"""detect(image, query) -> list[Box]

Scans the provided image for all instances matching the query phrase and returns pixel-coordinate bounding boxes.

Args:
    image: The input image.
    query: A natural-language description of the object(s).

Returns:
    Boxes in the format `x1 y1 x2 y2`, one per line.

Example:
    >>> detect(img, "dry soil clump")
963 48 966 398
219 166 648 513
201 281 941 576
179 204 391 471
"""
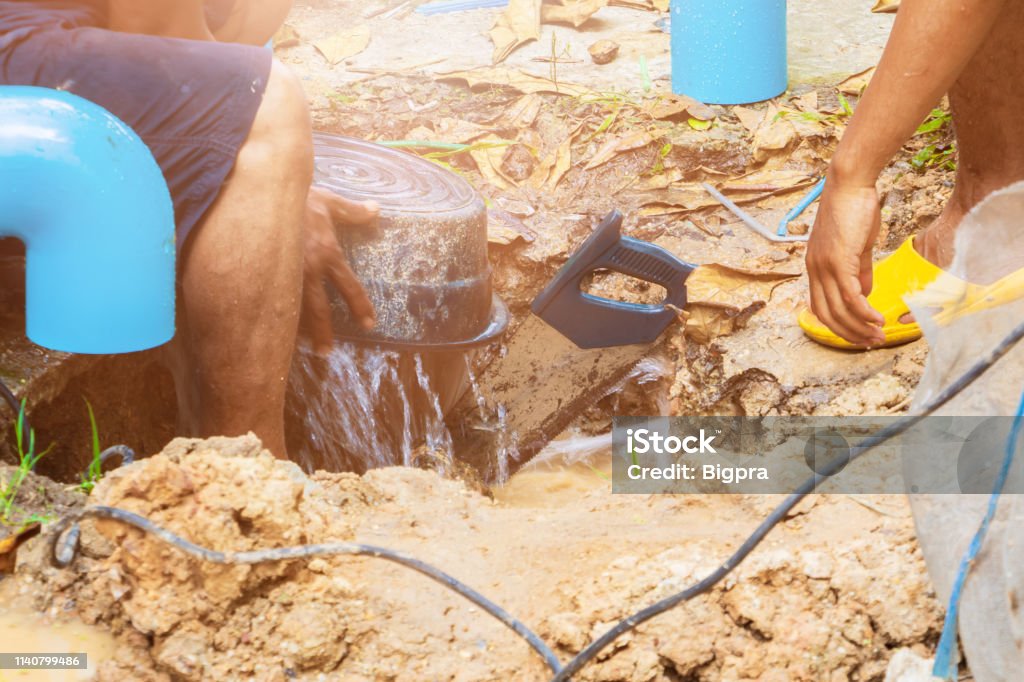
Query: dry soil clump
5 436 942 681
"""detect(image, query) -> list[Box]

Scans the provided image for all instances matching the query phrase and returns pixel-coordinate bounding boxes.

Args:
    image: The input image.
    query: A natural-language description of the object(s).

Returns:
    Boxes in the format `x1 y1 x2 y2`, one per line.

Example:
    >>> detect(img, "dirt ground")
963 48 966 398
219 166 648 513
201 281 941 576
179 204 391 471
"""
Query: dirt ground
3 436 942 681
272 0 941 424
0 1 961 680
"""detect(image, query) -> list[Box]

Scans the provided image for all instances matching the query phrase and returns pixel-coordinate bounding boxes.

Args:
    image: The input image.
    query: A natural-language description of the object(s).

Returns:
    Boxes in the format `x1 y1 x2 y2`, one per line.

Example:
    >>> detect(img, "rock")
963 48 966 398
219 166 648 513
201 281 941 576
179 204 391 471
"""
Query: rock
817 373 908 415
546 612 588 651
884 648 939 682
588 40 620 65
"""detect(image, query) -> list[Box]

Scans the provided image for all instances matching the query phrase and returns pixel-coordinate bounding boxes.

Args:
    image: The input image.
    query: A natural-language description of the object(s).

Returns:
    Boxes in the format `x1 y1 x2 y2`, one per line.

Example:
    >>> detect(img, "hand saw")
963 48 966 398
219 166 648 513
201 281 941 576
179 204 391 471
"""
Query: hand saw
449 210 696 481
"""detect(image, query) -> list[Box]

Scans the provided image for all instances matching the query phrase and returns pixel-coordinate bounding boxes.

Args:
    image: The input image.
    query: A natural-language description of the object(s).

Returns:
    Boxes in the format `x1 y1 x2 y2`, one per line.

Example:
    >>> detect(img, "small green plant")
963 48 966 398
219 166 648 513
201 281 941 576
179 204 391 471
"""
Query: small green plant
326 91 358 107
910 107 956 172
911 143 956 172
836 91 855 117
916 107 952 136
78 400 103 494
646 142 673 176
1 400 53 530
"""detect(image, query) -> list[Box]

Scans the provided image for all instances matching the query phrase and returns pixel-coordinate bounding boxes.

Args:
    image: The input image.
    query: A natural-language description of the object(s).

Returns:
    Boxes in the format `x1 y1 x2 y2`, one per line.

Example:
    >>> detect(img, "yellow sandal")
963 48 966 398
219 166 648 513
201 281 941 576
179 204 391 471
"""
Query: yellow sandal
798 237 977 349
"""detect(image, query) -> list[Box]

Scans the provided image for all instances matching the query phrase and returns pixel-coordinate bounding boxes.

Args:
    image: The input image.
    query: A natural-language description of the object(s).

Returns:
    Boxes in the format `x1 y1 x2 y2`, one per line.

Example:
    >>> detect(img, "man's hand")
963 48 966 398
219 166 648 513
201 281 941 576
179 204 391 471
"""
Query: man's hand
303 186 379 355
805 176 886 346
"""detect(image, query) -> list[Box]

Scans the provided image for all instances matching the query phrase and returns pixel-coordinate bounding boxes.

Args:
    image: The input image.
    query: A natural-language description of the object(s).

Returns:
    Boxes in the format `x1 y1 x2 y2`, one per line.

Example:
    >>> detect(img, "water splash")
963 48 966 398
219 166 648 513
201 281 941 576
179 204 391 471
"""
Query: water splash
413 352 454 473
463 357 520 485
286 343 458 473
464 354 488 421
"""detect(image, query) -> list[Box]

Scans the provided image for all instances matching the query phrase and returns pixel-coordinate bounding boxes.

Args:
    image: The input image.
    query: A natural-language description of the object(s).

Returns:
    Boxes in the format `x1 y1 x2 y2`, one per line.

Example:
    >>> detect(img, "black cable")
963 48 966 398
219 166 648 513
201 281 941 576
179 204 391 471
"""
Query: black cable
97 445 135 469
50 505 563 674
0 376 21 426
550 316 1024 682
43 317 1024 681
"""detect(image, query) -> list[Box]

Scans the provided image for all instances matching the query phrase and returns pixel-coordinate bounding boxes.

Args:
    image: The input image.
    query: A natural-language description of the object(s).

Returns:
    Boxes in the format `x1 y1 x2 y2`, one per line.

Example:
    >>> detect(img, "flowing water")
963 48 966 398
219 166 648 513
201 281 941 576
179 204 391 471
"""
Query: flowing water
287 340 671 485
286 342 464 473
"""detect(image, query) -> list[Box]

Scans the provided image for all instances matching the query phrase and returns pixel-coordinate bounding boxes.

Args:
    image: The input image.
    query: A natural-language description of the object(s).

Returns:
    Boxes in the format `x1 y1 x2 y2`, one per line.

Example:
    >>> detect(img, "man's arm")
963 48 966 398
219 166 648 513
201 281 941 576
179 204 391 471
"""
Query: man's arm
210 0 293 46
806 0 1007 346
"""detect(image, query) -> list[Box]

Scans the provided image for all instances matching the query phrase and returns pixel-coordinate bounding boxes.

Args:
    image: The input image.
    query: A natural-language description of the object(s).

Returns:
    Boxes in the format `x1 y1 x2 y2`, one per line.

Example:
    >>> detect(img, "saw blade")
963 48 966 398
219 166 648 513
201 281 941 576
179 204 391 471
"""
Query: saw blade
449 315 669 481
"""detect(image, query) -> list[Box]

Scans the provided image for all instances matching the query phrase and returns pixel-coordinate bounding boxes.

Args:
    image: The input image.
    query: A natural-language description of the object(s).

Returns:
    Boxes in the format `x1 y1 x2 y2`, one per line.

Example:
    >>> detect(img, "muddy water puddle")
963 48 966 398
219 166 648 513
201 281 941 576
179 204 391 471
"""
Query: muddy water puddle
0 606 114 682
494 431 612 507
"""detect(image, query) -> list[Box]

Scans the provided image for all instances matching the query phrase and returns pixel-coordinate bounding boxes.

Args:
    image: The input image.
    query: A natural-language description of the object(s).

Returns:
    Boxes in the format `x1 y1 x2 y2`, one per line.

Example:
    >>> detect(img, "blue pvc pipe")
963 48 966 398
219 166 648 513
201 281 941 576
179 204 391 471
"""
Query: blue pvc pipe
0 86 175 354
670 0 787 105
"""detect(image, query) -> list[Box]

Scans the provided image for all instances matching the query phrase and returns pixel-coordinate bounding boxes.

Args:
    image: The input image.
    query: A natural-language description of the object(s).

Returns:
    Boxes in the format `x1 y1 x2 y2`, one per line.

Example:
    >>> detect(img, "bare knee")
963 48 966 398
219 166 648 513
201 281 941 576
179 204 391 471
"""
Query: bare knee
242 59 312 181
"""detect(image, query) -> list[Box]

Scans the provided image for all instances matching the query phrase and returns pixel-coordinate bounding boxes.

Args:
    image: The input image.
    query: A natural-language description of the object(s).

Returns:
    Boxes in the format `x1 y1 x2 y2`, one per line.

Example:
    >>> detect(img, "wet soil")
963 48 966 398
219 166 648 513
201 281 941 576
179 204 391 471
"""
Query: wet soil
4 437 941 681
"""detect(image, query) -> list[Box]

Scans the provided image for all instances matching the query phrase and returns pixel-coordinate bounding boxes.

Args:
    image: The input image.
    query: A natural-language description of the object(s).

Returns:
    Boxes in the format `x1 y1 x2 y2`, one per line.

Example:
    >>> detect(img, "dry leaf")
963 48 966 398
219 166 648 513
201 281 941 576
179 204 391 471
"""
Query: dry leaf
732 106 762 133
502 93 544 127
542 0 608 27
683 217 722 238
529 123 583 190
687 263 800 308
585 129 656 169
871 0 900 13
313 25 371 65
632 167 684 191
683 262 799 343
785 110 831 140
791 90 818 113
720 169 815 195
645 93 716 121
634 184 781 216
633 184 721 214
439 67 591 96
751 107 798 162
639 205 691 217
433 117 490 144
490 0 543 64
488 207 537 245
685 301 765 344
838 66 875 95
608 0 658 9
470 135 521 191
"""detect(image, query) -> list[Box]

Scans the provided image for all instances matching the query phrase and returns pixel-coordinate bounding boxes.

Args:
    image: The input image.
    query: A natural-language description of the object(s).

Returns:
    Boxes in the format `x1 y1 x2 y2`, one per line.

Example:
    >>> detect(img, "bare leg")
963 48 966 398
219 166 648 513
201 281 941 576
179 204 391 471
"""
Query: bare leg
165 60 310 457
915 0 1024 267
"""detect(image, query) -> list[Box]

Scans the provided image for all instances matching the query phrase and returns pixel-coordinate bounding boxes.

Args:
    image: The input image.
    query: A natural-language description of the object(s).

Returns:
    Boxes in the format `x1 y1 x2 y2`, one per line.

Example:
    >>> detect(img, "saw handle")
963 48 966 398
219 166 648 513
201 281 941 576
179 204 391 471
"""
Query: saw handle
531 210 696 349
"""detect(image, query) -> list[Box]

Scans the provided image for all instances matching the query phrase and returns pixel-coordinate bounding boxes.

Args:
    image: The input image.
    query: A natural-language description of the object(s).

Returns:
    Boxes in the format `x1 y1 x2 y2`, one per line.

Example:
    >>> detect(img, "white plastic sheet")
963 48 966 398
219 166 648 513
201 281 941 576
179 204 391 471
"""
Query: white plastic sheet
907 180 1024 680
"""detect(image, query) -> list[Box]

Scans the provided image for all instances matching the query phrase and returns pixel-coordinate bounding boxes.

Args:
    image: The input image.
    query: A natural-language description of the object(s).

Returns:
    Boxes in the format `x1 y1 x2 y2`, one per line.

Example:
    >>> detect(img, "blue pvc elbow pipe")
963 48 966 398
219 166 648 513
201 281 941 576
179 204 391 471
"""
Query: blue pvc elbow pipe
0 86 175 354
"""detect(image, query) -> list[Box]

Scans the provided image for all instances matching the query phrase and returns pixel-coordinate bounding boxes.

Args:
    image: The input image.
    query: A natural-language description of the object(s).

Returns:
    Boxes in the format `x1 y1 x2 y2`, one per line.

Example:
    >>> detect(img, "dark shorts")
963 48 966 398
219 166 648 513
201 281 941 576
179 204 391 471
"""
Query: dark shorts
0 1 273 248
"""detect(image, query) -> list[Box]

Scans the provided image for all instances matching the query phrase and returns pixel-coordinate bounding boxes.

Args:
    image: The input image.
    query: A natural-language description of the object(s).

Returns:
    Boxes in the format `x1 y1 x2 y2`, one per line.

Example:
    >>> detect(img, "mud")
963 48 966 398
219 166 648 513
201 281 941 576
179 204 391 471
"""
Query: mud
4 436 942 681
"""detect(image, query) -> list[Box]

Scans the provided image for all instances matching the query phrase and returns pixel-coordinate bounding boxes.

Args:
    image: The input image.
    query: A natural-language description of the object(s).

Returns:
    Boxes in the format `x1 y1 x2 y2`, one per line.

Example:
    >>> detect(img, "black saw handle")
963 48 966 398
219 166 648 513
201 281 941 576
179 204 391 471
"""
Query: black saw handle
530 210 696 349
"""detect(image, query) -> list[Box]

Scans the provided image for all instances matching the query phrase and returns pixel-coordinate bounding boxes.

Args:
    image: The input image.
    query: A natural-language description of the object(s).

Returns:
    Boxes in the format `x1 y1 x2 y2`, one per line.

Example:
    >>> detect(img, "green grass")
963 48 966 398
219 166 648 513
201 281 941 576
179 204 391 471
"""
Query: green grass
78 400 103 494
1 400 53 531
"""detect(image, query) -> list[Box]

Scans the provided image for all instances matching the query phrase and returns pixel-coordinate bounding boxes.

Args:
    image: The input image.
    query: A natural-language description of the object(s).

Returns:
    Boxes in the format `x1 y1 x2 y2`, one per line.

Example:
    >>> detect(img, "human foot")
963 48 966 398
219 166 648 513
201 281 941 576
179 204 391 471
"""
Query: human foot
799 237 969 349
